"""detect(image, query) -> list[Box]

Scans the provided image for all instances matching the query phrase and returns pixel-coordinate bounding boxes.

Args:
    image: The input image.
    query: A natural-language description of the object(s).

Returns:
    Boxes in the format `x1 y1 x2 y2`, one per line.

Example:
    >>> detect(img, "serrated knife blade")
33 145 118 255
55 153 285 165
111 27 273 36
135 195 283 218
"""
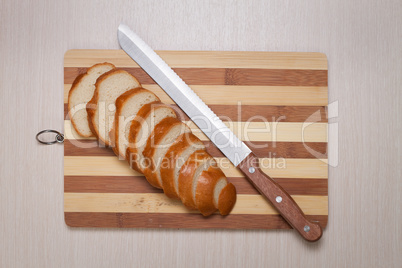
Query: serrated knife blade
117 24 323 241
118 24 251 166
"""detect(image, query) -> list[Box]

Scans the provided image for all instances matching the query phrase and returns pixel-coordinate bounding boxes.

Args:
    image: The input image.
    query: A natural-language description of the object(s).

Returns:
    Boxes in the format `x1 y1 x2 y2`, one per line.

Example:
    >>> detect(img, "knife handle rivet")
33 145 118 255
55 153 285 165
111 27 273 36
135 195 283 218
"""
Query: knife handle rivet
275 196 282 203
248 167 255 173
304 225 310 232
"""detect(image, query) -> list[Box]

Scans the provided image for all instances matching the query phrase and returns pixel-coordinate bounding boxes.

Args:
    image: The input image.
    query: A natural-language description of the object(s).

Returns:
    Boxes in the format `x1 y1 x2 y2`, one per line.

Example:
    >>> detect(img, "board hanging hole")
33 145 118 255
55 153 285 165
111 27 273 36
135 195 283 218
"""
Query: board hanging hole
36 129 64 145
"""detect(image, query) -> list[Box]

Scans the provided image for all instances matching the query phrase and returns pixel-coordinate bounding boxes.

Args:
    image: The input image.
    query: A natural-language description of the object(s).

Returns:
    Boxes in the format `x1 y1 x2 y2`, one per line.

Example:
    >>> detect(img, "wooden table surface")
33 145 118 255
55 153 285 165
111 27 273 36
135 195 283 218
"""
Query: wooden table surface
1 1 400 267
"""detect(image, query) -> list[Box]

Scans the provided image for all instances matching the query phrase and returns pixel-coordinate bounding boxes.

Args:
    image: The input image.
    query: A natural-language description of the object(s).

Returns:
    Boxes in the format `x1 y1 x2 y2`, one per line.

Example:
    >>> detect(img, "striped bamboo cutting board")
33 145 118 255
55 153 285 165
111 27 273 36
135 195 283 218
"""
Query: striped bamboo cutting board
64 49 328 229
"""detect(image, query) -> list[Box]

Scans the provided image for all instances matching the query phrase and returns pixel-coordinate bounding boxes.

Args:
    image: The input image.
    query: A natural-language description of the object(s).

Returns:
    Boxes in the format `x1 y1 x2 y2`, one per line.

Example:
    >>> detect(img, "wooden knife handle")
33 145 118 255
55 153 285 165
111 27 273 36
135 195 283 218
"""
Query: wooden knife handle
238 153 322 242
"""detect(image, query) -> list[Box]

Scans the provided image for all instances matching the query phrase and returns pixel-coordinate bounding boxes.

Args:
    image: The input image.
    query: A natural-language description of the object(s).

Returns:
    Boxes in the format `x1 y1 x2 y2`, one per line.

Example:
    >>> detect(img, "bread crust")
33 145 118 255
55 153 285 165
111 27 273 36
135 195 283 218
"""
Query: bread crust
195 166 227 216
109 87 160 158
125 102 175 172
160 133 204 199
68 73 86 136
68 62 115 137
217 183 237 215
86 69 117 141
178 150 214 209
86 69 140 146
142 117 185 188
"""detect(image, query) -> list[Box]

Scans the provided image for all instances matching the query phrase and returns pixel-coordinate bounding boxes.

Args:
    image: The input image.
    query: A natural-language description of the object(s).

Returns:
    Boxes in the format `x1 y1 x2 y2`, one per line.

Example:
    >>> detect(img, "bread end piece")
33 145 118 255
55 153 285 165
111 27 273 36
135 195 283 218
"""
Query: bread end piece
217 183 237 215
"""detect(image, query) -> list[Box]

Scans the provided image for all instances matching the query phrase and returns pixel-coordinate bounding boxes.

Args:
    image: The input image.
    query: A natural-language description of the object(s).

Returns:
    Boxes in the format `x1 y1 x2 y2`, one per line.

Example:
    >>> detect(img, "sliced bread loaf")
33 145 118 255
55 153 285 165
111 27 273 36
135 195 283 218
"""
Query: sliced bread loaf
160 133 205 199
86 69 141 146
68 62 115 137
69 62 237 217
142 117 191 189
178 150 217 209
126 103 177 173
110 87 160 159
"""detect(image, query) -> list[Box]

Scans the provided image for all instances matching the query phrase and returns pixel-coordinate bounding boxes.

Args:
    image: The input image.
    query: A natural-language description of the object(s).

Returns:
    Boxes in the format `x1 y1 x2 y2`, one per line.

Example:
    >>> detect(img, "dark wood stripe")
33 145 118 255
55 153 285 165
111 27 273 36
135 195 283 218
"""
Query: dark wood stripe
65 212 327 229
65 176 164 194
224 68 328 86
64 103 328 123
64 176 327 196
64 67 328 86
64 139 327 159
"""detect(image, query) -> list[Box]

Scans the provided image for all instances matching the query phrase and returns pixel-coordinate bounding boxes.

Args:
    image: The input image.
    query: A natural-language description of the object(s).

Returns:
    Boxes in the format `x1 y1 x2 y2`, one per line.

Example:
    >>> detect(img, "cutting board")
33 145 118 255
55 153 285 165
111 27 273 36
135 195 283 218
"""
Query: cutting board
64 49 328 229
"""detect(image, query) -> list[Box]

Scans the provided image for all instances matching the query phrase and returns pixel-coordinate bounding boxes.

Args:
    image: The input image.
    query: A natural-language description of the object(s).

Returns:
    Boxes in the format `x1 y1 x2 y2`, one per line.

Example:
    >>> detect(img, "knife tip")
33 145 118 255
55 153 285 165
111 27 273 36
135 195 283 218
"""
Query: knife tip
118 23 128 32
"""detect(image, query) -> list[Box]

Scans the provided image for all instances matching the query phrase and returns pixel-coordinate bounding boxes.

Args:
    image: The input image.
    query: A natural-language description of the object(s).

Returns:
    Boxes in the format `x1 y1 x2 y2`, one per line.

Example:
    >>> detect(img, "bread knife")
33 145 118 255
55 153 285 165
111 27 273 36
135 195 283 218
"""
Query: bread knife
117 24 322 242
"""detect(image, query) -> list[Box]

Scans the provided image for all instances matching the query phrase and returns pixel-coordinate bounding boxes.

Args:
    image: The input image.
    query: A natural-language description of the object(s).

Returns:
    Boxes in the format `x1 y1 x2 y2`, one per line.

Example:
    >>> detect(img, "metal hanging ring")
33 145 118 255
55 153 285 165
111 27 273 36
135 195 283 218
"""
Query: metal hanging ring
36 129 64 145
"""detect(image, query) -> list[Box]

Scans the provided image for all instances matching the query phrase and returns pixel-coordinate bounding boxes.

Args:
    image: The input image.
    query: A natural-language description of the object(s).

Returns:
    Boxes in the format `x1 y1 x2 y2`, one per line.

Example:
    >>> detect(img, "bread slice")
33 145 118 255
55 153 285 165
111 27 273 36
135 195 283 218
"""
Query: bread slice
68 63 115 137
142 117 191 189
178 150 217 209
86 69 141 146
160 133 205 199
196 166 236 216
217 182 237 215
126 103 177 173
110 87 160 159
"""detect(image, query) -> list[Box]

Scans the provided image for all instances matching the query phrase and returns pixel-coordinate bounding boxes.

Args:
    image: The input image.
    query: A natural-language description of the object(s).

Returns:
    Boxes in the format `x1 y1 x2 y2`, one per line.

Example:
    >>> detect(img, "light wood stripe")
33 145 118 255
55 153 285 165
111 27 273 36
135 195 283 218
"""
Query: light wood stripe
63 139 328 159
185 121 328 142
64 192 328 215
64 156 328 179
215 157 328 178
64 120 327 143
64 84 327 106
64 50 328 70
